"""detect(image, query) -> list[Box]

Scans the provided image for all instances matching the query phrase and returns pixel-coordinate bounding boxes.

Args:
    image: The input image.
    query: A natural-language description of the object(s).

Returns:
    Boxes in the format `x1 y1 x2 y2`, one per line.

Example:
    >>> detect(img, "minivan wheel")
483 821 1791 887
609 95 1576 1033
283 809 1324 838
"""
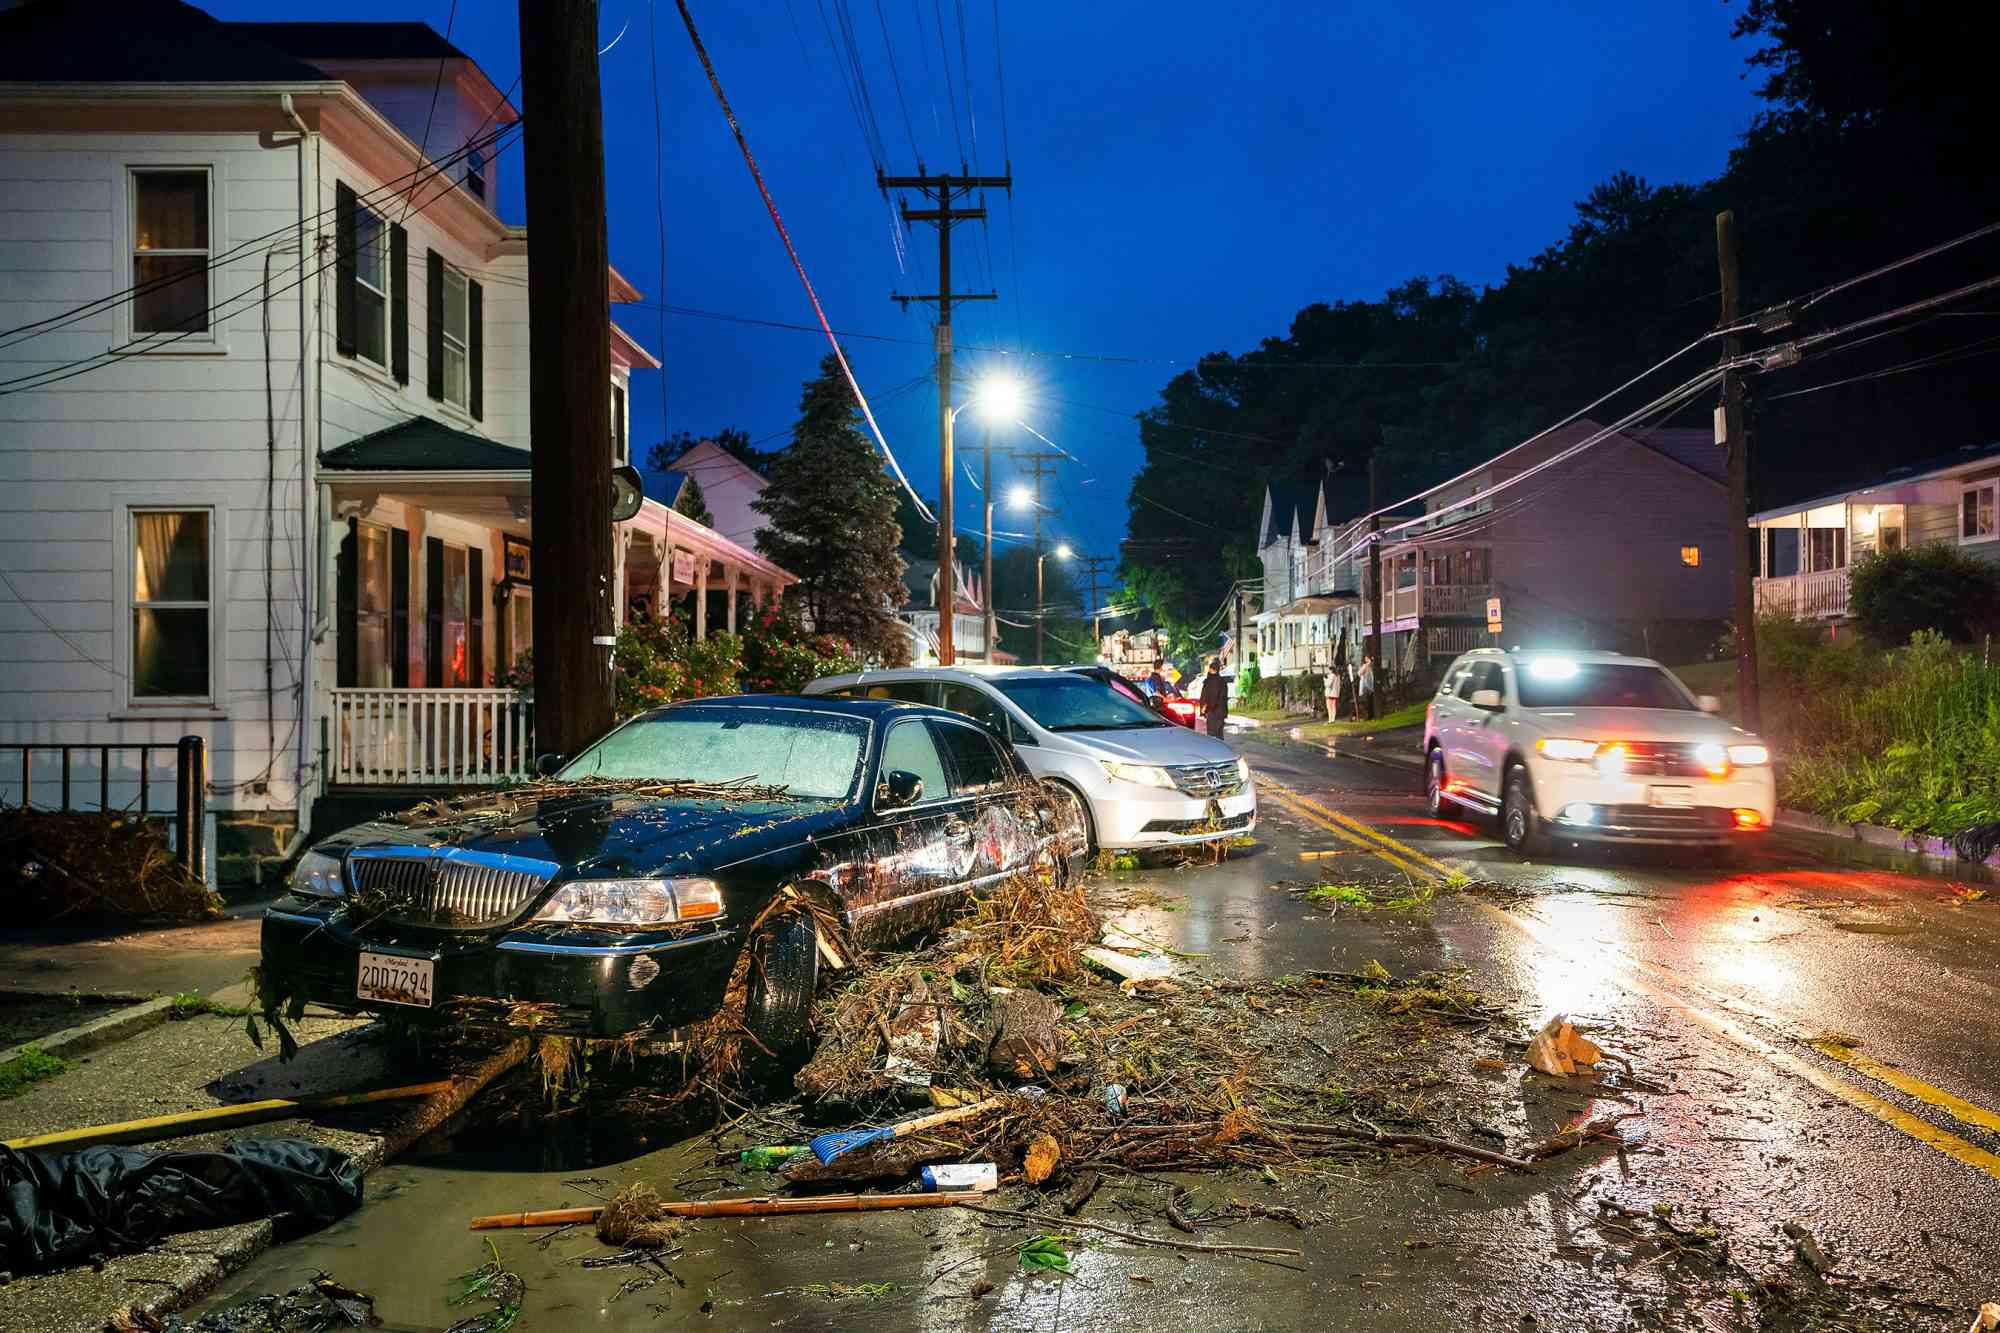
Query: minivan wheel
1502 765 1550 857
1046 780 1095 856
1425 749 1447 818
744 911 818 1064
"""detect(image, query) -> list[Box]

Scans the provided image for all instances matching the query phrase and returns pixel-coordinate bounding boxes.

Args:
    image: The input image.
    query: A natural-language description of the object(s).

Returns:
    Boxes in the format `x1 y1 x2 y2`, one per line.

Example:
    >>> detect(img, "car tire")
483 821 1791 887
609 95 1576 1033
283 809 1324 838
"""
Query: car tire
1425 748 1447 818
1046 780 1095 856
1502 764 1550 858
744 911 818 1064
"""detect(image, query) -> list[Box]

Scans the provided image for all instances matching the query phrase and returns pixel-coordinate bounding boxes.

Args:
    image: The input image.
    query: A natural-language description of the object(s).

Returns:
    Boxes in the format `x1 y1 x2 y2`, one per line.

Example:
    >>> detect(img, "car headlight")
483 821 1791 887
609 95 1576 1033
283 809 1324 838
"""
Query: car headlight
531 877 724 928
290 848 344 898
1693 742 1730 776
1235 757 1251 783
1101 760 1175 789
1535 738 1597 762
1728 743 1770 766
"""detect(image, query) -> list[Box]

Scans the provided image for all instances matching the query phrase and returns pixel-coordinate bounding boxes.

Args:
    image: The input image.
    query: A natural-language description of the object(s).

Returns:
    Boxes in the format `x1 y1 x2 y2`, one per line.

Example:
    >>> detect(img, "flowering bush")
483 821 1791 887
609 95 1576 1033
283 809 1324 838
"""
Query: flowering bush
613 614 742 720
737 599 863 694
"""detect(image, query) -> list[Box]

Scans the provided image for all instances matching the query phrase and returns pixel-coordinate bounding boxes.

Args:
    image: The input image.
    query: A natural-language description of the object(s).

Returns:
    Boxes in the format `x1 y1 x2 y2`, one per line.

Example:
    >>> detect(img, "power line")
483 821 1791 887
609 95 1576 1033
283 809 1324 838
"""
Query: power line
649 0 670 450
927 0 966 162
1797 217 2000 314
401 0 460 223
873 0 921 161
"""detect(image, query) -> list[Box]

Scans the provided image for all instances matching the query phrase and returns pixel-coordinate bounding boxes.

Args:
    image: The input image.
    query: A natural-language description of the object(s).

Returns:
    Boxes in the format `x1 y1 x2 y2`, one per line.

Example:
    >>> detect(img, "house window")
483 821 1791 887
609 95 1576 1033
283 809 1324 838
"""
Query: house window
131 169 210 335
1963 483 1997 543
440 264 469 408
131 509 210 698
353 201 389 366
464 147 486 201
1807 527 1846 572
1680 545 1701 567
443 544 470 686
506 586 533 668
356 523 394 686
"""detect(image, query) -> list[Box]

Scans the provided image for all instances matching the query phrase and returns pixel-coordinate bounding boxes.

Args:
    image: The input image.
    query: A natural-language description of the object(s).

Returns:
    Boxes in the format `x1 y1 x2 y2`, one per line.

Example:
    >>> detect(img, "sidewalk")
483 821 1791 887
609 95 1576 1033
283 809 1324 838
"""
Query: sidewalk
0 898 270 1001
1236 717 1424 772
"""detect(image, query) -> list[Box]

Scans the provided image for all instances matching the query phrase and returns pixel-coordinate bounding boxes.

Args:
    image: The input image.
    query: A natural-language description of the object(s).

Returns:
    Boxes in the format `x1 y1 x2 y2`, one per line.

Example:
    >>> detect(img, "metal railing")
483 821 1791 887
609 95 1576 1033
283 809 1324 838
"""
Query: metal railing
327 687 536 786
0 735 206 872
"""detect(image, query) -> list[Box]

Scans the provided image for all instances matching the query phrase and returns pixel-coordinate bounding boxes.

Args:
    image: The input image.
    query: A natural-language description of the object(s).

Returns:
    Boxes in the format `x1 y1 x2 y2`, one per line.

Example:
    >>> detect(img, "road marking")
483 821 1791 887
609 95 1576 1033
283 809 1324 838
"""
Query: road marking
1256 772 2000 1184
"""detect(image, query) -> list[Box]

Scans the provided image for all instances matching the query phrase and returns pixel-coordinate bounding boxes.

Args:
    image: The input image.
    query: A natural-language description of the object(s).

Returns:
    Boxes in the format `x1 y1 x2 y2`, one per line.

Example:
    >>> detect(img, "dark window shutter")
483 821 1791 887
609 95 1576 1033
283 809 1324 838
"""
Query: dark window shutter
468 280 484 421
468 546 485 686
336 519 358 687
390 223 409 385
425 250 445 401
390 527 411 688
334 183 357 357
425 536 444 688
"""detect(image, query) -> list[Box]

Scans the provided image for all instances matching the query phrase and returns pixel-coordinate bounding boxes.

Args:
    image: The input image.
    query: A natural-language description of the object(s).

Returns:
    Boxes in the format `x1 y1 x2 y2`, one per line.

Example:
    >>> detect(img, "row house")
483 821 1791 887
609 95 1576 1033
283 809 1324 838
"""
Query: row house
0 2 793 885
1249 473 1370 681
899 556 999 665
1750 439 2000 622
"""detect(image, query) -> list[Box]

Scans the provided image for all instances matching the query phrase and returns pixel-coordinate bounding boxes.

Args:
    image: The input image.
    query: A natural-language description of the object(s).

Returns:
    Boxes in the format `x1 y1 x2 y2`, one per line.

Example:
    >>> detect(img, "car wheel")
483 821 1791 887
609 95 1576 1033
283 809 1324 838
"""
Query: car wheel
1502 765 1550 858
1425 748 1447 818
1045 780 1095 856
744 911 818 1064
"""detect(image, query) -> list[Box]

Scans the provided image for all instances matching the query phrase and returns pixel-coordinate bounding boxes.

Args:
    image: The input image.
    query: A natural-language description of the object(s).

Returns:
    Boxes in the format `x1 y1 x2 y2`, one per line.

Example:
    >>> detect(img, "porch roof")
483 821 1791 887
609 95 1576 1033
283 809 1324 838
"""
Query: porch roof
625 497 796 587
321 417 527 473
1749 438 2000 523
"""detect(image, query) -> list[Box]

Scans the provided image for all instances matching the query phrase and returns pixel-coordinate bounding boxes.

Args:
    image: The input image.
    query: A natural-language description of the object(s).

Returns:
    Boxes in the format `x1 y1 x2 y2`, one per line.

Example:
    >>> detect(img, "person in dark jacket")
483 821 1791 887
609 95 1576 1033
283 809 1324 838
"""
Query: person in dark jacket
1198 659 1229 737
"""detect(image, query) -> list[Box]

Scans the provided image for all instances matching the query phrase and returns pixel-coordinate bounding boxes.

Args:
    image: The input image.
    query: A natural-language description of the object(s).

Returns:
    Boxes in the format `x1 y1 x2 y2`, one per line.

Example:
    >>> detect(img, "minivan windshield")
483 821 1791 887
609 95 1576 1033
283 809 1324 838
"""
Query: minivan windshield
1515 660 1695 711
557 706 869 799
993 674 1168 732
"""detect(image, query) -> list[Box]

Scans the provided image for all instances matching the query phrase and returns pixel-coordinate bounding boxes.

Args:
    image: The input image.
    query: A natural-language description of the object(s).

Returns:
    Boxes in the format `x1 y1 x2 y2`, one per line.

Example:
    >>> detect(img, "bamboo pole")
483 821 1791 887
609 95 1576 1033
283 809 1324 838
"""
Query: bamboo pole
4 1080 454 1152
470 1189 989 1230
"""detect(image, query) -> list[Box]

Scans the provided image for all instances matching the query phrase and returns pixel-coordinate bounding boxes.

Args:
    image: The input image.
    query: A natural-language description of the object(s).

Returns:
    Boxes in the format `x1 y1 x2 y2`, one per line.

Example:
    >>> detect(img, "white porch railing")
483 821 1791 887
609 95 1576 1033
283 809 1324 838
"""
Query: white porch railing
331 688 536 786
1754 569 1850 619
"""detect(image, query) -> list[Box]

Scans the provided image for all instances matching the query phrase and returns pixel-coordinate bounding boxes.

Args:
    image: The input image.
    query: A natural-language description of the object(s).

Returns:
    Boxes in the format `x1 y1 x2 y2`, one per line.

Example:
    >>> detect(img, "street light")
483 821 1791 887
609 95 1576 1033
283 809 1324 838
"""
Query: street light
938 375 1027 667
1008 483 1036 511
946 376 1026 667
1036 544 1072 665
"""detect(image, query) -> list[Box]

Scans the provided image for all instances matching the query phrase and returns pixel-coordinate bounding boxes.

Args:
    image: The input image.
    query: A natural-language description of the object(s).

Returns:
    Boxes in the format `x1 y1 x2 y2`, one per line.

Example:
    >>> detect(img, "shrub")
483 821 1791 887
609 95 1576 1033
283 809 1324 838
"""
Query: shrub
737 600 863 694
1848 544 2000 646
613 614 741 720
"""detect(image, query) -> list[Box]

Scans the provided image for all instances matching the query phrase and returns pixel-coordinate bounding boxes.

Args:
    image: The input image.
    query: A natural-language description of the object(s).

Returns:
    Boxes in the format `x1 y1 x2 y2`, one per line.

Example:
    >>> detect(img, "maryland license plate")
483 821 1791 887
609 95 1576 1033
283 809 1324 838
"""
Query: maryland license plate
1649 786 1695 809
357 951 435 1008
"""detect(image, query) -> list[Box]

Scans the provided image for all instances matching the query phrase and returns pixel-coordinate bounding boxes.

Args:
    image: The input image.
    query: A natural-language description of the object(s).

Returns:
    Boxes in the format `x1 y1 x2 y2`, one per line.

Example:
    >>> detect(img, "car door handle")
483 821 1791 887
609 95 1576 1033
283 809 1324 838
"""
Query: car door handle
942 818 973 840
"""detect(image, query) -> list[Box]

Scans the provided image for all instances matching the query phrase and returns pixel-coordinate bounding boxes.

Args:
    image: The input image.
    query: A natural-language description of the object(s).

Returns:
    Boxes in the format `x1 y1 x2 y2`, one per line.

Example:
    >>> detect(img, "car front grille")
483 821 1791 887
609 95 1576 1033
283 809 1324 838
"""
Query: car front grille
1576 805 1731 837
347 848 557 930
1166 761 1244 798
1608 742 1710 778
1141 811 1254 836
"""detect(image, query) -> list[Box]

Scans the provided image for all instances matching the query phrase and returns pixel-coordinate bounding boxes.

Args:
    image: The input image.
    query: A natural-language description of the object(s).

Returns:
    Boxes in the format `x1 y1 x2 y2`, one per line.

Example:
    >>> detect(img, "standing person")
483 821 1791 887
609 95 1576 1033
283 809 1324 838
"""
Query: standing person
1357 654 1377 720
1323 663 1343 722
1199 659 1229 738
1144 661 1171 698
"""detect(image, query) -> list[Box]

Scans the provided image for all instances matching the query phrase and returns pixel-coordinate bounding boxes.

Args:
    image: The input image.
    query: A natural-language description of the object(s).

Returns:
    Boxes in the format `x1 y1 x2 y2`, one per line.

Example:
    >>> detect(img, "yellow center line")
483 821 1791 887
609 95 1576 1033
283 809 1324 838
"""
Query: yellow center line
1256 771 2000 1182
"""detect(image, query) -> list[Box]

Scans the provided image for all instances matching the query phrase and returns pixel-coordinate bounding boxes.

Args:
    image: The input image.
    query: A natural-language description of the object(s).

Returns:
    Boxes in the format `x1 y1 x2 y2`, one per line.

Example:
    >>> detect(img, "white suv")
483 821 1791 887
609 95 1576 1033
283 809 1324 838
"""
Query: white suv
1423 649 1775 856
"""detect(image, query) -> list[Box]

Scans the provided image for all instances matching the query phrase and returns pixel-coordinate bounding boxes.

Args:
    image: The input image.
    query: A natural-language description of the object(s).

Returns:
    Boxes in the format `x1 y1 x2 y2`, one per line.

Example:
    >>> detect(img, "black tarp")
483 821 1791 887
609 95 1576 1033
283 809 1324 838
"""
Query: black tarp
0 1137 363 1273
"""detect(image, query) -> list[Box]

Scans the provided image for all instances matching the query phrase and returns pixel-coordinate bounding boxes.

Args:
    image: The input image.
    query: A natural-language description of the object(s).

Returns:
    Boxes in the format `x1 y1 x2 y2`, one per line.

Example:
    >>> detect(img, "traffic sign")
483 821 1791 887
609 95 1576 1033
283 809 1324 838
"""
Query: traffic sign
1486 597 1502 632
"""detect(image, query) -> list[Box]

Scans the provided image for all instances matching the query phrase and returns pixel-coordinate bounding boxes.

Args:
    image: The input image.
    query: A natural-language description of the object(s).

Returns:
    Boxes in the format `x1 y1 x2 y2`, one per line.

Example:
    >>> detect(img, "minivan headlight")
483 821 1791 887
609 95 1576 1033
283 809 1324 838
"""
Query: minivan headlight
290 849 344 898
1101 760 1175 789
1235 757 1251 783
532 878 724 928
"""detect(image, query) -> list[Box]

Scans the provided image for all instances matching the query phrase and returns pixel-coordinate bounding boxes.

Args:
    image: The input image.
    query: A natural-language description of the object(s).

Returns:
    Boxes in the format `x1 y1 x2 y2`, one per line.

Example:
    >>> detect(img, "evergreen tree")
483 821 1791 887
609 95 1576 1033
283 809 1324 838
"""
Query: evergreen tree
753 355 911 664
673 473 715 527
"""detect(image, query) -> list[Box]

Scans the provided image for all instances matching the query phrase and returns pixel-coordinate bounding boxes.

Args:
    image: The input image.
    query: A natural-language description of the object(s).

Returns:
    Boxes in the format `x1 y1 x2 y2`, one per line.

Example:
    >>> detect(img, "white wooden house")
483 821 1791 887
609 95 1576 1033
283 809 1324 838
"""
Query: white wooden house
0 2 792 886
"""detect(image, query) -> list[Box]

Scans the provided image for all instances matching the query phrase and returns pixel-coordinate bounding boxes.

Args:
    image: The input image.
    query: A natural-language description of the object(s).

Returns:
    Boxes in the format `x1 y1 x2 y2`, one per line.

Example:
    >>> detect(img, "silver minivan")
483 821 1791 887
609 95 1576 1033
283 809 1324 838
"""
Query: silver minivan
804 666 1255 852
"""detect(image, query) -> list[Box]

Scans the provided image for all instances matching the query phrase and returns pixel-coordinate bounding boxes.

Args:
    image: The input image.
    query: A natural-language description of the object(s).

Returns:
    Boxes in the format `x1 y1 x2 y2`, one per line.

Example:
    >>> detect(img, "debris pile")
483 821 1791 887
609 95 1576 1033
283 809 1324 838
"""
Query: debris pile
2 809 220 925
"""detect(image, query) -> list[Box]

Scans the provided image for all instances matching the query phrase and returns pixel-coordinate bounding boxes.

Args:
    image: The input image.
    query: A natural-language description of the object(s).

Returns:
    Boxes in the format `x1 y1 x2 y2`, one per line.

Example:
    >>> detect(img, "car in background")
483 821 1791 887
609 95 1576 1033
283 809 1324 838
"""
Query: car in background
261 696 1082 1050
804 666 1254 853
1068 665 1199 729
1422 649 1775 857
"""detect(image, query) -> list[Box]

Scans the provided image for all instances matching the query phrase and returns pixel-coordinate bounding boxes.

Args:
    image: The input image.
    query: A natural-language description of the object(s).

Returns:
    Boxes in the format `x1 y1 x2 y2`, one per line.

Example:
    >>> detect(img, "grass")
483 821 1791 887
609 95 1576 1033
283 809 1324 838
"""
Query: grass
1281 699 1429 741
1303 880 1440 911
0 1043 70 1100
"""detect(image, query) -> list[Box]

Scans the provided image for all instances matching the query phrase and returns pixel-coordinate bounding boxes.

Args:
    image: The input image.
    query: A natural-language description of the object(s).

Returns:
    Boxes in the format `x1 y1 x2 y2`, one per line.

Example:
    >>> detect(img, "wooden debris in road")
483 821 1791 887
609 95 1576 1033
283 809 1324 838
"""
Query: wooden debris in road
1521 1111 1636 1161
1526 1014 1603 1077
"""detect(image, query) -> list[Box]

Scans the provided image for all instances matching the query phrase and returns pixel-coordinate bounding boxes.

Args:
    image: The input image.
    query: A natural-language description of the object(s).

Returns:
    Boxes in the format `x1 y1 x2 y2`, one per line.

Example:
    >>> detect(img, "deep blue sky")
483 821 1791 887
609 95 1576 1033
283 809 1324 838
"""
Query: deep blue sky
214 0 1767 563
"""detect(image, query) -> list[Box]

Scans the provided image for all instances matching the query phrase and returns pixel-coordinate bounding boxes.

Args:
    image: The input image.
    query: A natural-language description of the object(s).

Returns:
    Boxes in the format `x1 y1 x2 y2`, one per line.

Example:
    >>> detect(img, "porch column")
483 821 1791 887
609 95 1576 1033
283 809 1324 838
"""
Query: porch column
727 562 739 634
695 555 708 640
613 527 629 629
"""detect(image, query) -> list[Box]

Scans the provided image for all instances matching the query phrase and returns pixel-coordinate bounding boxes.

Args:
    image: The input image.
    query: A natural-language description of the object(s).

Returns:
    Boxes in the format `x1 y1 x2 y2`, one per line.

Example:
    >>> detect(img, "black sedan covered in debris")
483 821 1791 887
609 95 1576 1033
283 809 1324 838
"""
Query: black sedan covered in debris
261 696 1083 1048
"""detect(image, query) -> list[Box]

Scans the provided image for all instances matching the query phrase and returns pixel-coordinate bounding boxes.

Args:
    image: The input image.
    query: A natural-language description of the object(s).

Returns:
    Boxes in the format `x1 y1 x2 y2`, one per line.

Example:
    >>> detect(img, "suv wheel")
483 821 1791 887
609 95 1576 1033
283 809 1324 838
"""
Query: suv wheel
1425 748 1447 818
1502 764 1550 857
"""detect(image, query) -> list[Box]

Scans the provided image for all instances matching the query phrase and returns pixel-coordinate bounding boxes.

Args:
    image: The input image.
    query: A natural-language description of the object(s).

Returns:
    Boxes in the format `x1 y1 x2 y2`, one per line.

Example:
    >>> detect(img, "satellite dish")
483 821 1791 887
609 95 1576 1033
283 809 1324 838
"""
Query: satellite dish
610 464 645 522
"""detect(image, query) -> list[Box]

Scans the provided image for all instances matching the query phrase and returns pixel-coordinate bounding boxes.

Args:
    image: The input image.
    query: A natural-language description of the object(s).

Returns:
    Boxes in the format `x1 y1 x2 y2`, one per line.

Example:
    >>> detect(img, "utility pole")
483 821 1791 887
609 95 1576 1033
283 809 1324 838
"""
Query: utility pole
882 168 1010 665
1717 211 1761 731
519 0 613 755
981 426 995 664
1074 555 1116 652
1366 452 1383 721
1013 450 1060 665
1233 584 1245 681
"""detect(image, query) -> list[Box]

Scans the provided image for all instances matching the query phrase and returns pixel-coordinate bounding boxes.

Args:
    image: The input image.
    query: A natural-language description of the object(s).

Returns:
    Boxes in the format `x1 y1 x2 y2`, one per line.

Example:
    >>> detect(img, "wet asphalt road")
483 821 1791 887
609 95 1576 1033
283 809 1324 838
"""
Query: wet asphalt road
194 733 2000 1330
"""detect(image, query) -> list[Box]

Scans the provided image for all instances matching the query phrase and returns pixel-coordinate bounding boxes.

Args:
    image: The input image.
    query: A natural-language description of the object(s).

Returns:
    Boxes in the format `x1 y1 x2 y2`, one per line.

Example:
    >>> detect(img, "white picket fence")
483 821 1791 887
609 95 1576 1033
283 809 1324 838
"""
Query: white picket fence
330 688 536 786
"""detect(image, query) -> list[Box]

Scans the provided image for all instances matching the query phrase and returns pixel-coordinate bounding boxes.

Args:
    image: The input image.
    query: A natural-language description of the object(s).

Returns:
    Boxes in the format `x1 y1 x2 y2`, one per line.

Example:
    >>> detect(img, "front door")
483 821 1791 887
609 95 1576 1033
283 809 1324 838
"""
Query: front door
848 716 970 944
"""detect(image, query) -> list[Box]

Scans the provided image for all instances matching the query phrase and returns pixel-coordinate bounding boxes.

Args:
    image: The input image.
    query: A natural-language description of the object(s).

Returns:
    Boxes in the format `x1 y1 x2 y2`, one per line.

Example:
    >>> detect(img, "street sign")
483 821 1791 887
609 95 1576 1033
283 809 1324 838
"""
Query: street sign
1486 596 1502 632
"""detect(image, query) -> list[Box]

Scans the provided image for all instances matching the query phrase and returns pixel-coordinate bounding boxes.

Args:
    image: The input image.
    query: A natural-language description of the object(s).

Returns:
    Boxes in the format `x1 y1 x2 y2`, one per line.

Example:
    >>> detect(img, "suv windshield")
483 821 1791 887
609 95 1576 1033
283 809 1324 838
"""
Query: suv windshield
993 674 1168 732
558 706 869 799
1515 661 1694 711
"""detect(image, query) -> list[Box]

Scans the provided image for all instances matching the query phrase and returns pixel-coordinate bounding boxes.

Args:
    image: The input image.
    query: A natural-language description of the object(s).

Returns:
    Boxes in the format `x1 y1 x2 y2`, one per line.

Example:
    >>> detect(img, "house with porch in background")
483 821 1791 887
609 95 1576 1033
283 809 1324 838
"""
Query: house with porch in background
1750 440 2000 623
0 2 793 889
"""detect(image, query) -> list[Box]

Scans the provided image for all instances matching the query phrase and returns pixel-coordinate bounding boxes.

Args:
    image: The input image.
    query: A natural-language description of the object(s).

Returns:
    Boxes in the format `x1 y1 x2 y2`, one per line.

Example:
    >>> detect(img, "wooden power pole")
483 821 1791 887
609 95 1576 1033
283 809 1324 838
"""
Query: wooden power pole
1013 450 1060 665
519 0 614 756
882 169 1010 665
1366 452 1384 721
1717 210 1761 731
1075 554 1116 653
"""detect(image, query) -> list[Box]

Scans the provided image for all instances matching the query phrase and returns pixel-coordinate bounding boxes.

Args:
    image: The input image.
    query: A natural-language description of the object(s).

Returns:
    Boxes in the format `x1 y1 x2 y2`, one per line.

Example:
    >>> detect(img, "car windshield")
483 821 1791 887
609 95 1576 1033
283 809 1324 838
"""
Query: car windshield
557 707 869 800
1515 661 1695 711
994 674 1168 732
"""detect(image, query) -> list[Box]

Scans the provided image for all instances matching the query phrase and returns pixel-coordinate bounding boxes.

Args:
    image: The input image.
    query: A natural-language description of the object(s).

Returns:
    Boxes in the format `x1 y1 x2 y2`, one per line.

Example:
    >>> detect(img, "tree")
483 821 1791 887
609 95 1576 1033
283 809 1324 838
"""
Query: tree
673 474 714 527
646 426 778 478
753 355 910 664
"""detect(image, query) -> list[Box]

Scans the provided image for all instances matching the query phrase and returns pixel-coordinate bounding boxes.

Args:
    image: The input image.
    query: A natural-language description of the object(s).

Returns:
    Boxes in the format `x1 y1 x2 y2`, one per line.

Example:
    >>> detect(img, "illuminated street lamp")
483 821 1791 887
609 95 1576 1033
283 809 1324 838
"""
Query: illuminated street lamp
943 376 1025 665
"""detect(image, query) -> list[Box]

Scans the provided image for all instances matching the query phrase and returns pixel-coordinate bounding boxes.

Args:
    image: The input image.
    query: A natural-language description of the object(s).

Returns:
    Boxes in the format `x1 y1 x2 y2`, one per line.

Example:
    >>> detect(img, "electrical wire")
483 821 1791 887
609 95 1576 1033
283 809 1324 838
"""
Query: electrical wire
928 0 966 163
673 0 935 524
1797 217 2000 313
400 0 459 223
1763 331 2000 402
648 0 669 448
873 0 922 161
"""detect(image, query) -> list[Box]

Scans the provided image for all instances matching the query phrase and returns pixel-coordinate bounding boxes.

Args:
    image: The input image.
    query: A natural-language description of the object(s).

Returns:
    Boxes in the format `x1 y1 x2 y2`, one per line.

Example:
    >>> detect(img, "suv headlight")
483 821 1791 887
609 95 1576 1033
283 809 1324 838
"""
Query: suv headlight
531 877 724 928
290 849 344 898
1535 738 1597 762
1101 760 1174 789
1727 743 1770 766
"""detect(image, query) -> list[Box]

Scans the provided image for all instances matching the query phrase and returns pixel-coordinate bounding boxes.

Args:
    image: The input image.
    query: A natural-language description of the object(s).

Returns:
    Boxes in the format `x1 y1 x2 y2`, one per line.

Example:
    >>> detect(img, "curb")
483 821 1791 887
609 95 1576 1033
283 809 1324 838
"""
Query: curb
0 993 177 1067
1774 808 2000 887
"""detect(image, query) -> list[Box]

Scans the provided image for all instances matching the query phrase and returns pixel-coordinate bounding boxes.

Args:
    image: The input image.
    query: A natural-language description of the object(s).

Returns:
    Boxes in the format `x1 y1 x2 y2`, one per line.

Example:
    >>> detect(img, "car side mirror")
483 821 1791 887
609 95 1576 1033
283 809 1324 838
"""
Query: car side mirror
879 769 924 809
1469 689 1504 710
535 752 566 778
1696 694 1722 714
